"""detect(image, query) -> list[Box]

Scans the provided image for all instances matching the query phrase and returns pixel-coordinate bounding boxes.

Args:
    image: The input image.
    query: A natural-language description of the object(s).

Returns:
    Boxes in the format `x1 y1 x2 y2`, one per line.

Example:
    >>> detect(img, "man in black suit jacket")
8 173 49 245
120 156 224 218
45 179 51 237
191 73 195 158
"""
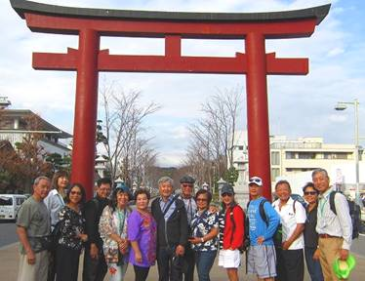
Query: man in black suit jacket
151 176 188 281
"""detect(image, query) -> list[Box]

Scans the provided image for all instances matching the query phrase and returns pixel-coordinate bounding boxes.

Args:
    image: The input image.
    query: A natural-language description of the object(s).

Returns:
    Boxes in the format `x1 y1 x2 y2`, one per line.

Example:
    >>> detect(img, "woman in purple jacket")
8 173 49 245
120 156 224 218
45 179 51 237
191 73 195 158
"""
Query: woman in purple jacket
128 189 157 281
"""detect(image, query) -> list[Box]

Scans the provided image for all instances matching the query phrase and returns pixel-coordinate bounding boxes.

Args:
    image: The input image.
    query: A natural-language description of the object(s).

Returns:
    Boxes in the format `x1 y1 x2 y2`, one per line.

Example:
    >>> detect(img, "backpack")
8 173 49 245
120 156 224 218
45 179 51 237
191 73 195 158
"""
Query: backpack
329 191 361 239
245 199 283 248
246 197 304 248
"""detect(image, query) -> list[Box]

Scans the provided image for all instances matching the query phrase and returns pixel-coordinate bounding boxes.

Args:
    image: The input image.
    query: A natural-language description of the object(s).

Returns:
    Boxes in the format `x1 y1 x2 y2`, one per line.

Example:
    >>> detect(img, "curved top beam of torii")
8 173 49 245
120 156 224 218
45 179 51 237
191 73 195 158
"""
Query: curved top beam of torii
10 0 331 200
11 0 330 23
11 0 330 38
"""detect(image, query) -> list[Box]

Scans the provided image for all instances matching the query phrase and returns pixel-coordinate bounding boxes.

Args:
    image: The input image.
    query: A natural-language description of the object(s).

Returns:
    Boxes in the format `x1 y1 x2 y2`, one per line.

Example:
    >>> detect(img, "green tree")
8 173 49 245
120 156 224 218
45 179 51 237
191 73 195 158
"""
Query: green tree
223 166 239 186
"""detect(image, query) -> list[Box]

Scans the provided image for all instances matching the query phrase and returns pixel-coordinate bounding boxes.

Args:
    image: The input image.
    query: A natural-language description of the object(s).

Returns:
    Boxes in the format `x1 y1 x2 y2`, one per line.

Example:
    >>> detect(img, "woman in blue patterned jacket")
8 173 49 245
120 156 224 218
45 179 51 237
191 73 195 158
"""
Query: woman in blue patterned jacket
189 189 219 281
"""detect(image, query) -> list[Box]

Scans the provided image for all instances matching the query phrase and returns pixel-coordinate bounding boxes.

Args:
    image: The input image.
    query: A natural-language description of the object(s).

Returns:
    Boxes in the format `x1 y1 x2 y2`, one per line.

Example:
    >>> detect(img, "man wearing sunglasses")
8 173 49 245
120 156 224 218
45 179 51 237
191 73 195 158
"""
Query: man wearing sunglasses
178 175 197 281
246 176 280 281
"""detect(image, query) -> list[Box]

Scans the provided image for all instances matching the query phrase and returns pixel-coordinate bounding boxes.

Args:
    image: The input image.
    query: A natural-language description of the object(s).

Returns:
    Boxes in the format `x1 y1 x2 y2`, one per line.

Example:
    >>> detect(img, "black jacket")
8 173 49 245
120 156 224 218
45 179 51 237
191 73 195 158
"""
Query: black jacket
84 195 109 246
151 196 188 248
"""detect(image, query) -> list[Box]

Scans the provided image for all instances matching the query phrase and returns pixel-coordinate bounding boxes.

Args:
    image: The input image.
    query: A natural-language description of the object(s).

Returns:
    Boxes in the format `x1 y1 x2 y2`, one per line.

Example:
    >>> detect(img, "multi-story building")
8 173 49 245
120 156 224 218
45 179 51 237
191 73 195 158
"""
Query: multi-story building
0 105 71 156
231 130 365 196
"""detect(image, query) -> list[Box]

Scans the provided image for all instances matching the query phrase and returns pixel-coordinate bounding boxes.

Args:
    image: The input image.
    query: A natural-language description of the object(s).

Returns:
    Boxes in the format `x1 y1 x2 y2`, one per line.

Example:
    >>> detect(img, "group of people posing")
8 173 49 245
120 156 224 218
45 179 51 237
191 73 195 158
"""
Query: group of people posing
16 168 352 281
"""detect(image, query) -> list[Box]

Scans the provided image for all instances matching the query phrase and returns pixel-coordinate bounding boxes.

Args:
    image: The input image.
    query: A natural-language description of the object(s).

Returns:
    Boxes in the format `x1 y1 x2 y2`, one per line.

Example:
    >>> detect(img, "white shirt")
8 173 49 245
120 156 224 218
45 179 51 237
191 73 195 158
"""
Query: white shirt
43 189 65 228
316 188 352 250
273 197 306 250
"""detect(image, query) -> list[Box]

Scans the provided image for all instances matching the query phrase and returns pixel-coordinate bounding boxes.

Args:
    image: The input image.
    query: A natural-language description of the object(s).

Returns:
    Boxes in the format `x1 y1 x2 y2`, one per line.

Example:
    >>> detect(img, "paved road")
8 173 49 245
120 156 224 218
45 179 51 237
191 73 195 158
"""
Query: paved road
352 234 365 256
0 221 17 248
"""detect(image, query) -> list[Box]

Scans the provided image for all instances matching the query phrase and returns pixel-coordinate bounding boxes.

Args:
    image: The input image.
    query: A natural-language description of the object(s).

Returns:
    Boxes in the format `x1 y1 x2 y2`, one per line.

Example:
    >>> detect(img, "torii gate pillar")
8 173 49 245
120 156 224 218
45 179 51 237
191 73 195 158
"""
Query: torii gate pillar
11 0 330 199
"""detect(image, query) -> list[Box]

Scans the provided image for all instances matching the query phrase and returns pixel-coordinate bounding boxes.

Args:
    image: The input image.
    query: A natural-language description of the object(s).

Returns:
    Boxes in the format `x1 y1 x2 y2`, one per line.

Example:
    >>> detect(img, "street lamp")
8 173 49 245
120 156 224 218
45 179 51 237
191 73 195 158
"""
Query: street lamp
335 99 361 204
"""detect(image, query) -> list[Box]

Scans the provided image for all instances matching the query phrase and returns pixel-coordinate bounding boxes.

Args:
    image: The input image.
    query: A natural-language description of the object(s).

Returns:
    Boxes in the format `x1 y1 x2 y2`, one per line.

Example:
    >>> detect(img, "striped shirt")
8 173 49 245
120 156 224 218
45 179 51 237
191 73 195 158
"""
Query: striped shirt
178 196 197 225
316 187 352 250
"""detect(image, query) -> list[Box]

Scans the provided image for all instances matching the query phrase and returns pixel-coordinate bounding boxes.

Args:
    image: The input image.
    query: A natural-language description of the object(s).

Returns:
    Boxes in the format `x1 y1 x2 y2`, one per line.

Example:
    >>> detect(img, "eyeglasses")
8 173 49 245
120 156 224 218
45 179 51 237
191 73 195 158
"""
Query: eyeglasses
182 184 193 188
221 193 232 197
70 191 81 195
196 198 208 202
304 191 317 195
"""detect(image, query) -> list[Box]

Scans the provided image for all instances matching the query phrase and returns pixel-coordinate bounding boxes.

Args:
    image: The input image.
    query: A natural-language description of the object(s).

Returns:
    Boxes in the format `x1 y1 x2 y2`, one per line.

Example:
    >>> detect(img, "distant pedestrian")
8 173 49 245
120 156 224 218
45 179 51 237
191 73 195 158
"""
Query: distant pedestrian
128 189 157 281
272 180 306 281
313 168 352 281
83 178 112 281
55 183 88 281
189 189 218 281
302 182 324 281
44 170 69 281
16 176 51 281
99 184 132 281
246 176 280 281
151 176 188 281
178 175 197 281
218 183 244 281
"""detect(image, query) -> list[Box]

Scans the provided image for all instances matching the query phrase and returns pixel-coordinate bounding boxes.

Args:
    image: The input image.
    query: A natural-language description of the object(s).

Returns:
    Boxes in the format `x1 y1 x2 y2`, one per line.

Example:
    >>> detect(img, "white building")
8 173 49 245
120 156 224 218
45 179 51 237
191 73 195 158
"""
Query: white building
0 108 71 156
230 130 365 197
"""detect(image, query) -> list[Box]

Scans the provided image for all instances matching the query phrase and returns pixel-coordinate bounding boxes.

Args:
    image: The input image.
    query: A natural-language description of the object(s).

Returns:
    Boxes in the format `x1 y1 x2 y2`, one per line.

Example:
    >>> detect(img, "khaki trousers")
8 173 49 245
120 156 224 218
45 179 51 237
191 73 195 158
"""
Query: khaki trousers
318 237 345 281
17 251 49 281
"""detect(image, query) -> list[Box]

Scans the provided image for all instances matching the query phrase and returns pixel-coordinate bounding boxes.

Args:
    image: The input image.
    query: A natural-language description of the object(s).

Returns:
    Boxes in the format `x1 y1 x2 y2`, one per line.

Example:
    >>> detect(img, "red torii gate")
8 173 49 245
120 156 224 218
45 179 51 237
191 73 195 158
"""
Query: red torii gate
11 0 330 199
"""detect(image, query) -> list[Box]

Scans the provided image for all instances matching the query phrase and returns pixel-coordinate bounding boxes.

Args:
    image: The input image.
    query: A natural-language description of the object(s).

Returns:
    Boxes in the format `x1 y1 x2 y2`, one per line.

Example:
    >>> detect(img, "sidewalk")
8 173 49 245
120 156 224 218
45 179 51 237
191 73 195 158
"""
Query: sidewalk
1 243 365 280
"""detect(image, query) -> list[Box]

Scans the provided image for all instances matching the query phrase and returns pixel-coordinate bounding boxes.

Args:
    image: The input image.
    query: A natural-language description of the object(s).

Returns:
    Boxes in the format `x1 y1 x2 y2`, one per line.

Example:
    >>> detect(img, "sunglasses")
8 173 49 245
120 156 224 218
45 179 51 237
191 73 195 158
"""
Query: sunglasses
182 184 193 188
70 191 82 195
221 193 233 197
304 191 317 195
196 198 208 202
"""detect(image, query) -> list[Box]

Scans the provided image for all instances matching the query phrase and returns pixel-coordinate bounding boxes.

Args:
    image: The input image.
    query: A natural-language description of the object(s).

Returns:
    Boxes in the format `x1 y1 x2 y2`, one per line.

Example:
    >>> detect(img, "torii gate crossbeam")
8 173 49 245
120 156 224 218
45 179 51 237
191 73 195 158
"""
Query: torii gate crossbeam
11 0 331 199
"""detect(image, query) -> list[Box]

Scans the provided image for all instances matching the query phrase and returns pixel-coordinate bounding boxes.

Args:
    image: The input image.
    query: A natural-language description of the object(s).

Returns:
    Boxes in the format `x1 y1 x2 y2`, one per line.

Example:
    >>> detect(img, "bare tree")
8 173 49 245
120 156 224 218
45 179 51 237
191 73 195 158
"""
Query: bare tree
99 83 160 188
185 86 244 189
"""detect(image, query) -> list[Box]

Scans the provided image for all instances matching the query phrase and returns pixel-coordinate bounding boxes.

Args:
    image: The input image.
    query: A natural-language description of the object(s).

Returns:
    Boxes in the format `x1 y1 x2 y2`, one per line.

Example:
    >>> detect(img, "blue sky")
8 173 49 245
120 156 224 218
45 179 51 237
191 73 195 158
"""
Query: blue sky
1 0 365 166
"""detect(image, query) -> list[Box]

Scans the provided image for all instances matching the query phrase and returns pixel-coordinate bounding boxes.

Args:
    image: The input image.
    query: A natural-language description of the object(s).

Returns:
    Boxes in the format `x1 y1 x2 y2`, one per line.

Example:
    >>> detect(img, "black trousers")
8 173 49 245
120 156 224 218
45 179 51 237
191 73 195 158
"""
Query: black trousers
276 248 304 281
182 245 195 281
157 246 183 281
134 265 150 281
55 244 81 281
82 244 107 281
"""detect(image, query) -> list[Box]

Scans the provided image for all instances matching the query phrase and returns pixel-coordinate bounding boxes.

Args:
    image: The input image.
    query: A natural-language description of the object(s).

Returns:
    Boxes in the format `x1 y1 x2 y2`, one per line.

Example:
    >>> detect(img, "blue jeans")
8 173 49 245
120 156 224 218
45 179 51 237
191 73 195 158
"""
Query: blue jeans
194 250 217 281
305 247 324 281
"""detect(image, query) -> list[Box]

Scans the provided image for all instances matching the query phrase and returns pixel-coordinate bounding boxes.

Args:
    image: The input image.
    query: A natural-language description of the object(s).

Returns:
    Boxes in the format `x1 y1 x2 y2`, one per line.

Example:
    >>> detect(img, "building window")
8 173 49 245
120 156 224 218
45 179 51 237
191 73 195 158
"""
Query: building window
285 152 296 159
323 152 349 160
298 152 316 159
271 151 280 165
271 168 280 182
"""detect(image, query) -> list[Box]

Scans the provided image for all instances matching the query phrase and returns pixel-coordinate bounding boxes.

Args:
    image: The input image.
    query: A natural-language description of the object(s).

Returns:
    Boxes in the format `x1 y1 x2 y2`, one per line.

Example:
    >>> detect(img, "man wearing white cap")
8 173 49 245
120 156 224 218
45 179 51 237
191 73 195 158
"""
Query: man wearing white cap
246 176 280 281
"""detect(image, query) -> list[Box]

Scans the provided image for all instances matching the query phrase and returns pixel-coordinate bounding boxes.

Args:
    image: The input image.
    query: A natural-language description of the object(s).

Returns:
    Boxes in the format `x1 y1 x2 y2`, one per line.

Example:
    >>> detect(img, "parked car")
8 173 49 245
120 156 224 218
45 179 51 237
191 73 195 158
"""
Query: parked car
0 194 27 221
